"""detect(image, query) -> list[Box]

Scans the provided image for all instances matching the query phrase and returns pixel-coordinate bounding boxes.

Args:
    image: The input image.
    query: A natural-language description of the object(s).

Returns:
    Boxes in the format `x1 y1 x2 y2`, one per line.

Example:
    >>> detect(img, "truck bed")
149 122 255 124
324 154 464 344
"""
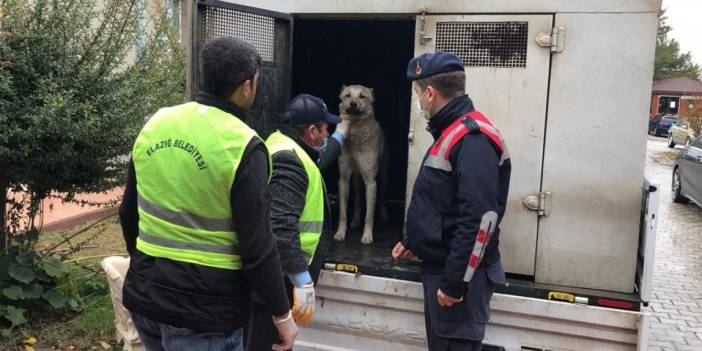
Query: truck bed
323 226 423 282
322 226 642 311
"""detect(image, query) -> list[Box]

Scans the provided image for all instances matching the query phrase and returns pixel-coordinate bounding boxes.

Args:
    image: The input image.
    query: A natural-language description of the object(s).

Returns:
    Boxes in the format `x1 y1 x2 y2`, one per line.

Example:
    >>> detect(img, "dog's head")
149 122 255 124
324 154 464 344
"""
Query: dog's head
339 85 374 119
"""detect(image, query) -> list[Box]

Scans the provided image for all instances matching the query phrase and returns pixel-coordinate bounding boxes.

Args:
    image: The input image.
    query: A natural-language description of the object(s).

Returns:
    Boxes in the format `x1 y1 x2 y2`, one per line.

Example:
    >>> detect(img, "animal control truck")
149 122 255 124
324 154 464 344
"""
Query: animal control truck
158 1 661 350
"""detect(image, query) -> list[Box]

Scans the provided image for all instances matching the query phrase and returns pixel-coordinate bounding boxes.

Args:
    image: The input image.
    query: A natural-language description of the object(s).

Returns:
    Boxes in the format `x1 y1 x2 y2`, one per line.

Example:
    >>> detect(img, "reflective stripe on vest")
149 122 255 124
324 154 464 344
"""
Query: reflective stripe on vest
132 102 268 270
266 131 325 264
424 110 509 172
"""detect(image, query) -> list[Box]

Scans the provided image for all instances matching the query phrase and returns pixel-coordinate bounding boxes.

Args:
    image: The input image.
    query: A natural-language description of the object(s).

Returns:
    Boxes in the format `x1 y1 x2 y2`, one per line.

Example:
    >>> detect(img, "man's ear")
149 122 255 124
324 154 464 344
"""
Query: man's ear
426 85 436 98
247 79 255 96
302 124 315 137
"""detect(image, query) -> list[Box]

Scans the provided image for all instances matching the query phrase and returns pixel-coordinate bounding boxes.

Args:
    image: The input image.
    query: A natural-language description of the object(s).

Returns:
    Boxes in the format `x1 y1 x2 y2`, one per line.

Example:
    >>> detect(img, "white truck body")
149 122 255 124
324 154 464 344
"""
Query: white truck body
173 0 663 349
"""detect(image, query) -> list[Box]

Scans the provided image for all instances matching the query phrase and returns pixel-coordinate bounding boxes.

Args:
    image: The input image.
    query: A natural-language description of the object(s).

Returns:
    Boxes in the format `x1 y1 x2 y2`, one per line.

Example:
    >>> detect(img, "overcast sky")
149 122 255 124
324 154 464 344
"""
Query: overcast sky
662 0 702 68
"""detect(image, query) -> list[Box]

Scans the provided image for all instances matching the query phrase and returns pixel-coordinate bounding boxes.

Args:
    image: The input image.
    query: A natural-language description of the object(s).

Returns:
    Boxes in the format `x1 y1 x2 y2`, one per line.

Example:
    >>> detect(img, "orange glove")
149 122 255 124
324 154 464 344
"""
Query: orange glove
291 283 315 325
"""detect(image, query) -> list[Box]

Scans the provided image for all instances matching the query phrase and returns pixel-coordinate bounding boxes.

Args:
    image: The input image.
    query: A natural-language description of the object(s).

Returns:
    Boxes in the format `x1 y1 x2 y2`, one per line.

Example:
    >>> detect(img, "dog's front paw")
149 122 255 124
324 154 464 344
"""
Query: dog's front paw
360 232 374 245
333 230 346 241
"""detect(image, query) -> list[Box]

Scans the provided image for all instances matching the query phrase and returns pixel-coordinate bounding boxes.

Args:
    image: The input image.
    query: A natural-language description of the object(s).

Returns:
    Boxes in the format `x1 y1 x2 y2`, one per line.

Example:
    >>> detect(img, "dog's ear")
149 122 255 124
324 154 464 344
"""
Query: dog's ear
339 85 348 98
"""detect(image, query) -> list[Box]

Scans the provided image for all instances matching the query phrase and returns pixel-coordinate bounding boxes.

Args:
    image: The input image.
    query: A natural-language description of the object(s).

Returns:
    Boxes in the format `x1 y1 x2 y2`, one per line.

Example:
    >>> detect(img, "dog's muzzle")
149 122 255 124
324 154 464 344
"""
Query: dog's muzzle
345 102 361 115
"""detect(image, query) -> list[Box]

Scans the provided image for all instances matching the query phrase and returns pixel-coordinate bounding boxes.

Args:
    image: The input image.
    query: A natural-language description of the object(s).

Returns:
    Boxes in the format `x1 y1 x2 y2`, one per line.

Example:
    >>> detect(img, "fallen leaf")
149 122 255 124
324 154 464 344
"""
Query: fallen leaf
99 341 111 349
23 336 37 345
24 346 35 351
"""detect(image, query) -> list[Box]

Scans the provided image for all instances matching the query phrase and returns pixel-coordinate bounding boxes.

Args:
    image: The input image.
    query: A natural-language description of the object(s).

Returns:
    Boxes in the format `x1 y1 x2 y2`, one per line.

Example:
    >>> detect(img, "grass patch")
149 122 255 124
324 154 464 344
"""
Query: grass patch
1 217 127 351
0 293 120 351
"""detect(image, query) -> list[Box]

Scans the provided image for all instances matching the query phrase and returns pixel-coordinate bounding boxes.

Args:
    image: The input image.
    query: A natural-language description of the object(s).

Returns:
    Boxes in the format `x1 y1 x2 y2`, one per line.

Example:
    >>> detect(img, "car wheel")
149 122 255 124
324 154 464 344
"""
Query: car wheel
667 133 676 148
673 167 688 203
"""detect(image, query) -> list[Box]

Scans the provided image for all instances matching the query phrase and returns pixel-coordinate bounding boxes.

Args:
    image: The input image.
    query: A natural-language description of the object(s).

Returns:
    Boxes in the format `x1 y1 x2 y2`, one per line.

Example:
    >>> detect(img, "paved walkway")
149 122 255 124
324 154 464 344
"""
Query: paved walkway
645 136 702 351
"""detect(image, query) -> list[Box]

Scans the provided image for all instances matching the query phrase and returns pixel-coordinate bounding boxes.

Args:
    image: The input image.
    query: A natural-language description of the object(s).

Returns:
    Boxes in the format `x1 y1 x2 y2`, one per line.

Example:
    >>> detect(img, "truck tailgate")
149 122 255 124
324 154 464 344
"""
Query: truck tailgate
297 270 648 351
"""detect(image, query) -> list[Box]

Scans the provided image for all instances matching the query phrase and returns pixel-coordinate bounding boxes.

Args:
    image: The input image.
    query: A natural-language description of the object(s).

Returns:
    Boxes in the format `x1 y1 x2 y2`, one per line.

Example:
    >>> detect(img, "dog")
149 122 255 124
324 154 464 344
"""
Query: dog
333 84 389 244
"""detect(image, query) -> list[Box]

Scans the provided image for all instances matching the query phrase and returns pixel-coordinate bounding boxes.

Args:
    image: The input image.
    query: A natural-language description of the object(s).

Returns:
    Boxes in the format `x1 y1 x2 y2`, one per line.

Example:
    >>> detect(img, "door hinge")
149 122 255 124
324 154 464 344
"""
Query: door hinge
522 192 552 217
418 7 433 46
536 26 565 53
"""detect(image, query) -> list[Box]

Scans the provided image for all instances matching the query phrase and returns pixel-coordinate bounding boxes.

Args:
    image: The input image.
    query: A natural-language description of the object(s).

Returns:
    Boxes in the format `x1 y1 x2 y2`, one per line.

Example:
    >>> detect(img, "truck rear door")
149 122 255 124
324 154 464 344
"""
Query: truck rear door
406 14 554 276
192 0 292 136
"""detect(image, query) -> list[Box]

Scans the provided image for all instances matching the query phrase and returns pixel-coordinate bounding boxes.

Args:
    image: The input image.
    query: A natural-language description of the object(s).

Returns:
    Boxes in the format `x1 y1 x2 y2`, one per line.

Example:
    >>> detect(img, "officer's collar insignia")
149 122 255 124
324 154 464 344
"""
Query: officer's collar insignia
415 60 422 75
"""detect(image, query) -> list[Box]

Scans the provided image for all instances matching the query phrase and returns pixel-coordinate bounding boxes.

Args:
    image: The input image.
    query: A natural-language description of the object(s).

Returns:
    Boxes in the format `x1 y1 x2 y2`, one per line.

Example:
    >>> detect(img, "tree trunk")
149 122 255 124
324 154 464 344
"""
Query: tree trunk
0 185 7 253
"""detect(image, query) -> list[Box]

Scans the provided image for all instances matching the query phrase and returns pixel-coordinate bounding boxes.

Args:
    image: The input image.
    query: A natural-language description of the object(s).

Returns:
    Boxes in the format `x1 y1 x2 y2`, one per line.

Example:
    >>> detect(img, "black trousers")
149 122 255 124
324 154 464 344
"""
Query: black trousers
422 268 494 351
244 279 294 351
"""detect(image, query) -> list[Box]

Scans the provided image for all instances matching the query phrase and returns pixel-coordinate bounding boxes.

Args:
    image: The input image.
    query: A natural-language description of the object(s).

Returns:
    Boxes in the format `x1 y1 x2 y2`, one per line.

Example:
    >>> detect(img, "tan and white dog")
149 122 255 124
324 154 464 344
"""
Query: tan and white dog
333 85 389 244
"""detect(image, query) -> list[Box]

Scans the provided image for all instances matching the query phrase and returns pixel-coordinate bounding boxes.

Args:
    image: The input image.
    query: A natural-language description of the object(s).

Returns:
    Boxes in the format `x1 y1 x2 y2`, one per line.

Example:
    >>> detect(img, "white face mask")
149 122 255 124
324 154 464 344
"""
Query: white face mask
415 89 434 121
313 137 328 151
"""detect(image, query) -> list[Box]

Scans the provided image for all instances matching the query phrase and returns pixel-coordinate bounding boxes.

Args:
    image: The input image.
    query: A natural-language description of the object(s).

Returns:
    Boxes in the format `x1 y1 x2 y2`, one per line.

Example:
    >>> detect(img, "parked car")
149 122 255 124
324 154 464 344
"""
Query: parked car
673 135 702 207
649 114 678 136
668 120 697 148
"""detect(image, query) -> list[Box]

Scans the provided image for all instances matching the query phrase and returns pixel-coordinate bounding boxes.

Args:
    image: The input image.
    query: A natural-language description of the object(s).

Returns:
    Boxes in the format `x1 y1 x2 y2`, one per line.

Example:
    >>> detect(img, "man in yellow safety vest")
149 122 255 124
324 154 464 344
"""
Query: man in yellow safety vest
119 37 297 351
245 94 348 350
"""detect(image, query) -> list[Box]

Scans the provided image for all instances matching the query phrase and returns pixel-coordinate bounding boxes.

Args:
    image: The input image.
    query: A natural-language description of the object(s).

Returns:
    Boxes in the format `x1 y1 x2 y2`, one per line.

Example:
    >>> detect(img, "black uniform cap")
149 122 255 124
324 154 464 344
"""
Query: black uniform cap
284 94 341 125
407 52 465 81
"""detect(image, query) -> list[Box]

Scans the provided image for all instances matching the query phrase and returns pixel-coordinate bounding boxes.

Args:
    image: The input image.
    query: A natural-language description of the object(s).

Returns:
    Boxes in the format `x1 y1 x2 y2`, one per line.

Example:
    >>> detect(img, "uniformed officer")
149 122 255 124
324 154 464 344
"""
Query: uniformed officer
119 37 297 351
246 94 348 350
392 52 512 351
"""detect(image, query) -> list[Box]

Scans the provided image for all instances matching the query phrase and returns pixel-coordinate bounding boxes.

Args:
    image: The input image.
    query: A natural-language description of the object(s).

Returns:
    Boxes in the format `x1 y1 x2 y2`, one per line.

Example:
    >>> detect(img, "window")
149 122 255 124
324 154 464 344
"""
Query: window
202 6 275 63
658 96 680 115
435 21 528 68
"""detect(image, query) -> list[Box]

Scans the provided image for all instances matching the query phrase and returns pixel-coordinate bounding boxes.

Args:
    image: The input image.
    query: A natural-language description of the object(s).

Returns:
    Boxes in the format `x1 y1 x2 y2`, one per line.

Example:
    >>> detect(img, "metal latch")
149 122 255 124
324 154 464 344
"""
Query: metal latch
418 7 433 45
522 192 552 217
536 26 565 53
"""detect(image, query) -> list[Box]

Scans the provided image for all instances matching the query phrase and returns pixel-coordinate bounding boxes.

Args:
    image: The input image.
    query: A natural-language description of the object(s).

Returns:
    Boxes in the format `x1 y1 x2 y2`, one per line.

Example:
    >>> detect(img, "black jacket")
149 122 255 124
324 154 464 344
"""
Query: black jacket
119 92 290 332
404 95 511 299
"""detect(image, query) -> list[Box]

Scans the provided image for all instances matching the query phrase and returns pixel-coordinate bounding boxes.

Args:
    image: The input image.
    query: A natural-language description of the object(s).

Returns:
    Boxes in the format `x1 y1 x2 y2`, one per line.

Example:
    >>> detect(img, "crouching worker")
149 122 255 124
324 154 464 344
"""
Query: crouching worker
245 94 349 350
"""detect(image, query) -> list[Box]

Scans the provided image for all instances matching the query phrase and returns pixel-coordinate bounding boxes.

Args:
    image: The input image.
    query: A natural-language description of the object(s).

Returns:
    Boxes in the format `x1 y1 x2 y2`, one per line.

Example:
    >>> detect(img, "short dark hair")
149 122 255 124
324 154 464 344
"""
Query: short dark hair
199 37 262 98
416 71 466 99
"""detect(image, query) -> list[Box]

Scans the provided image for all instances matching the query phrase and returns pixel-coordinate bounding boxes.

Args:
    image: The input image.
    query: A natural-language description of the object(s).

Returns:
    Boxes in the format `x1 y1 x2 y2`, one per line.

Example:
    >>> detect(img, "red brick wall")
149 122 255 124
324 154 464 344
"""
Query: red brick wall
651 95 660 116
651 94 702 117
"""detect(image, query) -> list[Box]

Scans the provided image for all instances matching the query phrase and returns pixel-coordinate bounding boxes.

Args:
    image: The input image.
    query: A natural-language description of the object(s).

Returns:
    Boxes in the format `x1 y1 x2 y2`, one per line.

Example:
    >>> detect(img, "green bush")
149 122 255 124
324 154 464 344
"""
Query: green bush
0 248 78 336
0 0 186 251
0 0 185 342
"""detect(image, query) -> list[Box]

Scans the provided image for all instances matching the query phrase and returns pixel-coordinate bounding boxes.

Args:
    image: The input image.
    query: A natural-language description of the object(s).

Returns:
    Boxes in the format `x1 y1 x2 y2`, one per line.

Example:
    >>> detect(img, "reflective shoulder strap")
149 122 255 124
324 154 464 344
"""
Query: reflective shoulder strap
465 111 510 165
424 117 470 172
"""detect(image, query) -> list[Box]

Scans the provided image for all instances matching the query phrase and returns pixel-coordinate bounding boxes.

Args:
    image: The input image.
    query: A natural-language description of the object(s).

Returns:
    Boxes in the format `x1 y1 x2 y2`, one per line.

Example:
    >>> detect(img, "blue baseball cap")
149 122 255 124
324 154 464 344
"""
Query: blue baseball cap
407 52 464 81
284 94 342 125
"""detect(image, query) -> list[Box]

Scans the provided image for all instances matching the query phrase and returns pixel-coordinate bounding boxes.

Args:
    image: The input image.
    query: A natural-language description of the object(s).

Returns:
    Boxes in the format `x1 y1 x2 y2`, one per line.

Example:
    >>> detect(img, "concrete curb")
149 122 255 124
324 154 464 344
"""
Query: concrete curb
43 206 119 232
